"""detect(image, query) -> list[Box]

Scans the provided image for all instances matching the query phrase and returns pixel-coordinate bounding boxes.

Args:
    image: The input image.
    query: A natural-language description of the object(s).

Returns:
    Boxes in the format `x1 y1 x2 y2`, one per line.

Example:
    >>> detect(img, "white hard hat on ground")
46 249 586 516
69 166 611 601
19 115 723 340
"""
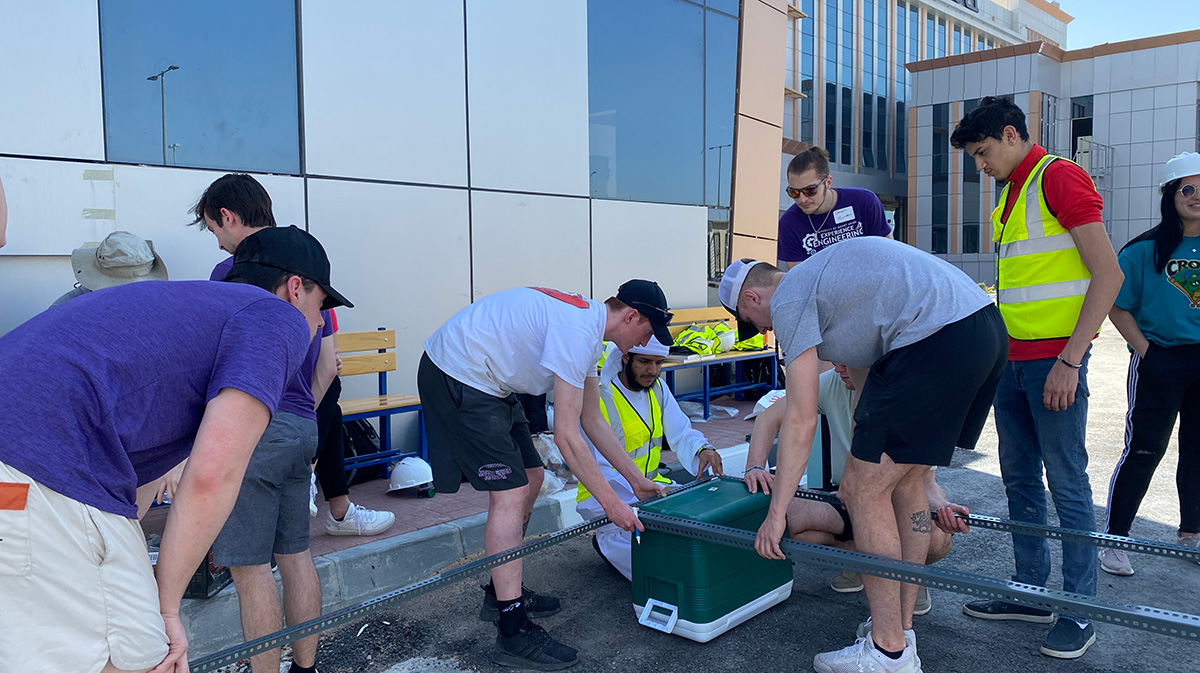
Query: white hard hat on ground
1161 152 1200 188
386 457 433 492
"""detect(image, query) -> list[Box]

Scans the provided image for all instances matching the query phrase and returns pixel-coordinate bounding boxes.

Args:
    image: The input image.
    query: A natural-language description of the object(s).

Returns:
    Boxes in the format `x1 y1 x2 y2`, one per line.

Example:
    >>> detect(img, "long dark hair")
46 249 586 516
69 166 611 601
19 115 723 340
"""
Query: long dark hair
1121 178 1185 274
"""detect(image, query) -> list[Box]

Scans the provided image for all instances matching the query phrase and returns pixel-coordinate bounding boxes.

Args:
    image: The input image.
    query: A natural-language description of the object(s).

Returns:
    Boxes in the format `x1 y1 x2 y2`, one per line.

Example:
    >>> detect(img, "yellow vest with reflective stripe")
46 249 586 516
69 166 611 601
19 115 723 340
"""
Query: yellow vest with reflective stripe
992 153 1093 341
576 380 671 503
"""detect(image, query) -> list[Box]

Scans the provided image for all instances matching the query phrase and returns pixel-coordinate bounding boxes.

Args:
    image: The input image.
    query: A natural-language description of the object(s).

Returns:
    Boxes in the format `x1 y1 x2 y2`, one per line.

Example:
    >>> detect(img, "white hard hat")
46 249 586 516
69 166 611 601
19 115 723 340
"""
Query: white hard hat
628 336 670 357
386 457 433 492
1161 152 1200 188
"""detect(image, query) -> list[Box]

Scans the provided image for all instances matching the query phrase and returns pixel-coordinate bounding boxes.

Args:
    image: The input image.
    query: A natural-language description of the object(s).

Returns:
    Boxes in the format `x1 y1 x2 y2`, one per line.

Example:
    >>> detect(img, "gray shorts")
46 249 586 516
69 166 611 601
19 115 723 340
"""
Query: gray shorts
214 411 318 567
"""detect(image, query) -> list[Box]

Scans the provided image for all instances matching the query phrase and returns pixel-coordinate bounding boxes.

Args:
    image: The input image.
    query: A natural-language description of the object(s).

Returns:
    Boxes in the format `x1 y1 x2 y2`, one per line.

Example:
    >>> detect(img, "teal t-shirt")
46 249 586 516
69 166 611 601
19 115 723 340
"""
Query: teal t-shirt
1115 236 1200 347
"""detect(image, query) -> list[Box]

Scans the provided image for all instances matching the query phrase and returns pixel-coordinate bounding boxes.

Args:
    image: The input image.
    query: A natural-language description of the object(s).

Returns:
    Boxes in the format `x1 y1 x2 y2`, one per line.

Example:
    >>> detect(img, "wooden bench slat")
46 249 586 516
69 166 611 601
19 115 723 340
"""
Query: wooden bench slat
340 352 395 377
338 330 396 354
339 394 421 417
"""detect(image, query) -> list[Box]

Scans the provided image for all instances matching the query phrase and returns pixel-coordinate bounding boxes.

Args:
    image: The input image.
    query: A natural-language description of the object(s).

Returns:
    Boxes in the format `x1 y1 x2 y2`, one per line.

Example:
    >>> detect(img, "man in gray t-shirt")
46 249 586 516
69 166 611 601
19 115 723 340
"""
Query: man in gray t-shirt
718 237 1007 673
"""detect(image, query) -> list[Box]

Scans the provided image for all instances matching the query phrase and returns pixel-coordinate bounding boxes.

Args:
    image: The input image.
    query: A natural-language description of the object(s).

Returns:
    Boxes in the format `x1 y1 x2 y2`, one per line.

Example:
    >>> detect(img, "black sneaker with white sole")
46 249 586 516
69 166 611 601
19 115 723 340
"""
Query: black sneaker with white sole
480 583 563 621
962 599 1054 623
1040 618 1096 659
493 621 580 670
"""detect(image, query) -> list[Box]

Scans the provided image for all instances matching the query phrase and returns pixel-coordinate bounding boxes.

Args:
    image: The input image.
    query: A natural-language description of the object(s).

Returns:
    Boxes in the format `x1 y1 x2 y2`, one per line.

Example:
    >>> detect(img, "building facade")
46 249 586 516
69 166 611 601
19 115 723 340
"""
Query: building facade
763 0 1069 258
906 30 1200 283
1 0 791 442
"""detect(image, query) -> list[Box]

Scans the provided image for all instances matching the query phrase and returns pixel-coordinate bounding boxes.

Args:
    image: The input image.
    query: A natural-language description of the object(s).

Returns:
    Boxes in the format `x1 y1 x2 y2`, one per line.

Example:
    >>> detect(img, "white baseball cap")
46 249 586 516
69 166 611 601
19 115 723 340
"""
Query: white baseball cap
628 336 670 357
1161 152 1200 188
717 258 771 341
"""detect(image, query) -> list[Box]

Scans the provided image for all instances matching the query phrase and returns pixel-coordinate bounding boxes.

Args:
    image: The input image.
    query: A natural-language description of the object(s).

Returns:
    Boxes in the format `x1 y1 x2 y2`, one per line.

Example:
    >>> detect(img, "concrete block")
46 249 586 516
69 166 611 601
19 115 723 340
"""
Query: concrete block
447 511 489 555
337 524 466 604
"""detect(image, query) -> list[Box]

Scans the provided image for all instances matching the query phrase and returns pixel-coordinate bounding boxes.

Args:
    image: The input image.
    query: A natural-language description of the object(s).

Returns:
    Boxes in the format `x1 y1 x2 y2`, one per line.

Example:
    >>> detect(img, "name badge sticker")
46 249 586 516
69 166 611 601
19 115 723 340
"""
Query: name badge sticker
833 206 855 224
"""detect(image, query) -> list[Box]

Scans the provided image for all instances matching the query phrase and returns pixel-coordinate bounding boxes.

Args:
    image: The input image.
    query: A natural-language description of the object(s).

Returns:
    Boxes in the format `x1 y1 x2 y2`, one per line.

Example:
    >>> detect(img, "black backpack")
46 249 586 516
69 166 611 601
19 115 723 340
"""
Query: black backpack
343 419 382 485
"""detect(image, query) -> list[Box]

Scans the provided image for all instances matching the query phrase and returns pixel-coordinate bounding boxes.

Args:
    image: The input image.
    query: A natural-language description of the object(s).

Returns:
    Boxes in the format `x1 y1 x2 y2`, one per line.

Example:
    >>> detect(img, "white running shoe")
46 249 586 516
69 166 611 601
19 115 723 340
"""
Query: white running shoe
325 502 396 536
1178 533 1200 566
309 472 318 518
1099 548 1134 576
855 617 918 653
814 635 922 673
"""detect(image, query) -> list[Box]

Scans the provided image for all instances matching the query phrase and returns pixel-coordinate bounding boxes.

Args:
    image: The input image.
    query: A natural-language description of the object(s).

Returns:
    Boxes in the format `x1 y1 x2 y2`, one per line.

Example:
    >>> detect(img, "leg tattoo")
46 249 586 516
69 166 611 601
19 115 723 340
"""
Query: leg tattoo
911 510 932 534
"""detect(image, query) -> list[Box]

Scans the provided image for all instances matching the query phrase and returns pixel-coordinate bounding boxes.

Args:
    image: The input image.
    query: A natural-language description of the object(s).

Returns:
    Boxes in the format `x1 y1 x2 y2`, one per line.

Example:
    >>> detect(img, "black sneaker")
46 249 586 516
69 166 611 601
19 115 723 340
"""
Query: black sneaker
962 599 1054 623
1040 618 1096 659
480 583 562 621
493 621 580 670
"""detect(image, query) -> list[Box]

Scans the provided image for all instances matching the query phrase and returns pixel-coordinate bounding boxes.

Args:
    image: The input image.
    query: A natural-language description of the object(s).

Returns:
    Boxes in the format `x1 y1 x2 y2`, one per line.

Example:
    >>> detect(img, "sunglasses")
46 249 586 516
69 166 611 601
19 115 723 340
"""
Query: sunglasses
785 178 827 200
1179 184 1198 199
630 300 673 324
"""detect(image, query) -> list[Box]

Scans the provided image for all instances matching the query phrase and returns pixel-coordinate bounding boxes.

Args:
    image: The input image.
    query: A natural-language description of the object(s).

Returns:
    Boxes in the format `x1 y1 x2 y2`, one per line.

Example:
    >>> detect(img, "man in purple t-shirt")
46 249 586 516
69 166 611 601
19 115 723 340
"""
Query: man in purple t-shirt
777 147 891 269
194 174 365 673
0 225 349 673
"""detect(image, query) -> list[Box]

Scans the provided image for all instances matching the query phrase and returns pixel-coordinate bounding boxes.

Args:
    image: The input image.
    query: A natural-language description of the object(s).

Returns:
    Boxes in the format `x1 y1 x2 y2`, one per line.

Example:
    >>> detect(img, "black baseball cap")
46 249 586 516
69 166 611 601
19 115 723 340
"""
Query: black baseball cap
231 225 353 310
616 279 673 346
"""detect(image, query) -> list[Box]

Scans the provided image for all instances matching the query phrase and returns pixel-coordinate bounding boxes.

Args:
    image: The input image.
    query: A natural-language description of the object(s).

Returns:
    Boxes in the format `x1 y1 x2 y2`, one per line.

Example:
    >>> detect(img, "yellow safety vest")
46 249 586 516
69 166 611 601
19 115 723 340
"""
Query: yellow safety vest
577 380 671 503
992 153 1093 341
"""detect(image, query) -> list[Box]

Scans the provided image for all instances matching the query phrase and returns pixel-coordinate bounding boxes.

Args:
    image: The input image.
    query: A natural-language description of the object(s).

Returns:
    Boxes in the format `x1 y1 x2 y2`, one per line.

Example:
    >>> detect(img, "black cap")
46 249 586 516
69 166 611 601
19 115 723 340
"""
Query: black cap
231 225 353 310
616 279 673 346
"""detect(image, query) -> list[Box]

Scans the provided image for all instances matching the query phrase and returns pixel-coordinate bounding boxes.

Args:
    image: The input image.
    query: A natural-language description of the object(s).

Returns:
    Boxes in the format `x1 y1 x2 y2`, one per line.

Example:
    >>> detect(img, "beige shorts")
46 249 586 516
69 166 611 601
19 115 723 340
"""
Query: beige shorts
0 460 169 673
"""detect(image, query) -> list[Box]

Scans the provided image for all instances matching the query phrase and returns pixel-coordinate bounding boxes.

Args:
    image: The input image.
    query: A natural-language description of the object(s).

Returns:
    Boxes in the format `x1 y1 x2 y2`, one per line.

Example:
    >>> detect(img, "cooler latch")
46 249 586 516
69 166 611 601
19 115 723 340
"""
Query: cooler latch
638 599 679 634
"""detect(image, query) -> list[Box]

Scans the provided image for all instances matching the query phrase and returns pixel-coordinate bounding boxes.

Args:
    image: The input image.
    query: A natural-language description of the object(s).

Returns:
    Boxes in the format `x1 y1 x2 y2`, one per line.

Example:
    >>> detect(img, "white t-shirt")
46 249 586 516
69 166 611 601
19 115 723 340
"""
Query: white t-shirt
424 287 606 397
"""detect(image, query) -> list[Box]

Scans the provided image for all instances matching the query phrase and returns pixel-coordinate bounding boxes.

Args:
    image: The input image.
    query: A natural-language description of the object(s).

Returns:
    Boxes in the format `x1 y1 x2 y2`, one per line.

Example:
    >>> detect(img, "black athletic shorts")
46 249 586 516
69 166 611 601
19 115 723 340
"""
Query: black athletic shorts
830 500 854 543
850 304 1008 467
417 353 545 493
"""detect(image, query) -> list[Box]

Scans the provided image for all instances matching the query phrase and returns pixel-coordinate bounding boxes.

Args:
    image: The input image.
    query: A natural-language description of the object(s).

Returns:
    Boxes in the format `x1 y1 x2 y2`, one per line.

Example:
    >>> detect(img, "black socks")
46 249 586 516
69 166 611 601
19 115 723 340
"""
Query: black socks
497 597 527 637
289 663 317 673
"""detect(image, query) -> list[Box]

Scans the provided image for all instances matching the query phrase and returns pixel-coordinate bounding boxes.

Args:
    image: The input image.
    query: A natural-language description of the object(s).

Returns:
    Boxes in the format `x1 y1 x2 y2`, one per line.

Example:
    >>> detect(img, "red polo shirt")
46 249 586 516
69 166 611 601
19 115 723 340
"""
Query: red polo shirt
998 145 1104 361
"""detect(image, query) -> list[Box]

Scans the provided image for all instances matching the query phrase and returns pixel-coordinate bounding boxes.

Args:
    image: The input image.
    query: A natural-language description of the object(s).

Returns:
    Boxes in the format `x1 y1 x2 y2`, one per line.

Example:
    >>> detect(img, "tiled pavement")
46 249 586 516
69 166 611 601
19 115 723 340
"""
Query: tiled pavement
306 394 758 559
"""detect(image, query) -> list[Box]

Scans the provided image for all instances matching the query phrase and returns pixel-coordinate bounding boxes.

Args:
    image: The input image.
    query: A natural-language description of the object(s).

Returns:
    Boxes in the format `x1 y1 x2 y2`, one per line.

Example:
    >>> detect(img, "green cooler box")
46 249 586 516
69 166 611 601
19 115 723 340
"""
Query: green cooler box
631 477 793 642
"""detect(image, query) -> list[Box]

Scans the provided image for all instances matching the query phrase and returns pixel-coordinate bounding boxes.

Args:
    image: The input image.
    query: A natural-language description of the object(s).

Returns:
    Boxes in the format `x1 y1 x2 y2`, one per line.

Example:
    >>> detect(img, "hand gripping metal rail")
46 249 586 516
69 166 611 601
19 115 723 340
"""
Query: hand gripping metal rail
189 477 719 672
792 486 1200 562
637 509 1200 642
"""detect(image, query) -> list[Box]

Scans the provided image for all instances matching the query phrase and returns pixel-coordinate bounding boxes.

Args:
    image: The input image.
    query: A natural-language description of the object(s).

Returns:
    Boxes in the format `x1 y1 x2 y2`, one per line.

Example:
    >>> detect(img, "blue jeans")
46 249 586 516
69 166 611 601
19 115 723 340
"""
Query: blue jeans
993 349 1098 597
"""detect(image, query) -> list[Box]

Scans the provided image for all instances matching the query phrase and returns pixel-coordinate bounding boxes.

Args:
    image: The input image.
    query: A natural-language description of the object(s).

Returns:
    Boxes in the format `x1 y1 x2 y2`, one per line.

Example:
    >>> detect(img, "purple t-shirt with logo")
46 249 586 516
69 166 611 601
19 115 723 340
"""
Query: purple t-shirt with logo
0 281 311 517
777 187 890 263
212 256 333 420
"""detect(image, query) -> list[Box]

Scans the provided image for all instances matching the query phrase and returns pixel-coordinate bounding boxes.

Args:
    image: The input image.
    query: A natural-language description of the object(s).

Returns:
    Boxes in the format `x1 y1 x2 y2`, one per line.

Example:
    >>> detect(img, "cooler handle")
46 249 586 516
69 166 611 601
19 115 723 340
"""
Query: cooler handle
638 599 679 634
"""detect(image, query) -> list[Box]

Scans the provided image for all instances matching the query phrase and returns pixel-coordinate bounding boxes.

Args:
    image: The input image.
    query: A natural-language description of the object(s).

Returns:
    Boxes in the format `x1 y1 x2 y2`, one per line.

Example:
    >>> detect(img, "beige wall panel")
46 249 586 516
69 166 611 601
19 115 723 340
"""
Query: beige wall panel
731 234 778 265
732 118 785 239
738 0 787 126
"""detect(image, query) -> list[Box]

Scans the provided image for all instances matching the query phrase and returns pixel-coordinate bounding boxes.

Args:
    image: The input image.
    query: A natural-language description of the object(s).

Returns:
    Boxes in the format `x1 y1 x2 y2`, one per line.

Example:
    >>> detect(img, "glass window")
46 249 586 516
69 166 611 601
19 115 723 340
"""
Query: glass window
1070 95 1094 159
978 34 985 51
705 0 739 16
840 0 853 165
953 25 962 55
862 93 874 168
963 28 972 53
800 0 816 143
876 0 888 172
926 13 935 60
937 19 947 58
932 103 949 254
877 95 888 172
963 98 981 254
99 1 300 173
588 0 707 205
825 0 838 162
705 10 738 209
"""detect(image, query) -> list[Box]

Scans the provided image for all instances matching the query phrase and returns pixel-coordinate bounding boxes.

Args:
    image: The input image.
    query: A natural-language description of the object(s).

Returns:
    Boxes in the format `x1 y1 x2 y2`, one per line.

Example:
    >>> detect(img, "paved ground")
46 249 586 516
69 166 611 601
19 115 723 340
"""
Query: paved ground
299 320 1200 672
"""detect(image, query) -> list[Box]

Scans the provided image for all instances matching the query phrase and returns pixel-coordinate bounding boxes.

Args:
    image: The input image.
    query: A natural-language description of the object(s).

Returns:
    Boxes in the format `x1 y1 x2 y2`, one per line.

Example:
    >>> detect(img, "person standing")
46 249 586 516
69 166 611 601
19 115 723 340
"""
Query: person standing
950 96 1124 659
419 282 673 669
777 147 891 269
1101 152 1200 576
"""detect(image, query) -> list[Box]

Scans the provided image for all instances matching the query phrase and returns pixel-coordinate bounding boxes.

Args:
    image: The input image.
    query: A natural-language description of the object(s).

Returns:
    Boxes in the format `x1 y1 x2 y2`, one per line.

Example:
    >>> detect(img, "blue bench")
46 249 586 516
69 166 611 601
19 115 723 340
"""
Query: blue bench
337 328 427 481
661 307 778 419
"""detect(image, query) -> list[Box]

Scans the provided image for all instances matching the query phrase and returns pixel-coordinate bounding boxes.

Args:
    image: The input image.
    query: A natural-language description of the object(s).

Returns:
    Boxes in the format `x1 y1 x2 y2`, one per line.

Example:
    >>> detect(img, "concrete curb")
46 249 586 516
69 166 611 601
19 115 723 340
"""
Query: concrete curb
183 494 568 658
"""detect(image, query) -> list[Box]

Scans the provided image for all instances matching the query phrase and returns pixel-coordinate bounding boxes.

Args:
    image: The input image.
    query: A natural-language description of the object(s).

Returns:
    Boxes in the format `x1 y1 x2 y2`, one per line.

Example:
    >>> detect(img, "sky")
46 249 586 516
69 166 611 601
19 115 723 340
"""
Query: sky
1062 0 1200 49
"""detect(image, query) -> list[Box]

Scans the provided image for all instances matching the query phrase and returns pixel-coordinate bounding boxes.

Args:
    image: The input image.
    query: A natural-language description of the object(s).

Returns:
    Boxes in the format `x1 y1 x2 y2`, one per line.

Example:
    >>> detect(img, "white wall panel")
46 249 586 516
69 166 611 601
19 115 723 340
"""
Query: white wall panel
470 191 591 301
0 159 301 275
307 179 471 403
0 0 104 160
589 200 707 311
466 0 589 196
0 256 73 336
301 1 468 186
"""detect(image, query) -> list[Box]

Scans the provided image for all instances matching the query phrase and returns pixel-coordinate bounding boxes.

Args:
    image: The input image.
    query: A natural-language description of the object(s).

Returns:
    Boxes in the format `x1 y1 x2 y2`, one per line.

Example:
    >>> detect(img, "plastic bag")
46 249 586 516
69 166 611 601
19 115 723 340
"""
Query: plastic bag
532 432 575 484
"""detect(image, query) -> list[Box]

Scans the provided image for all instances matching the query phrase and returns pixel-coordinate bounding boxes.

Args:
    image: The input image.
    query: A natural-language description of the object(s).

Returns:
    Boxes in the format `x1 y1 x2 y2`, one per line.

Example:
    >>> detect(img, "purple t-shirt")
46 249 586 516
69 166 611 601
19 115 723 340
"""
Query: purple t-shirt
0 281 311 517
777 187 890 263
212 256 332 420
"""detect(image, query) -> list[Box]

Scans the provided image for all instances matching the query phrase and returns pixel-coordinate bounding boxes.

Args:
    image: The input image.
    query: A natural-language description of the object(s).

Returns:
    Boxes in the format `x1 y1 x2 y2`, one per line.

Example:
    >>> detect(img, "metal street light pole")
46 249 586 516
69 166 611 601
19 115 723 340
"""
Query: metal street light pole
708 143 732 209
168 143 180 166
147 65 179 166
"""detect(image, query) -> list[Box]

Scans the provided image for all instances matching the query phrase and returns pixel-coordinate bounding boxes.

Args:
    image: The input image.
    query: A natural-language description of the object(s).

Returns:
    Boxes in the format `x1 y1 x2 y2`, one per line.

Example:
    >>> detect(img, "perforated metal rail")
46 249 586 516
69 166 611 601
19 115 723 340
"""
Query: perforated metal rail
793 486 1200 562
191 476 1199 670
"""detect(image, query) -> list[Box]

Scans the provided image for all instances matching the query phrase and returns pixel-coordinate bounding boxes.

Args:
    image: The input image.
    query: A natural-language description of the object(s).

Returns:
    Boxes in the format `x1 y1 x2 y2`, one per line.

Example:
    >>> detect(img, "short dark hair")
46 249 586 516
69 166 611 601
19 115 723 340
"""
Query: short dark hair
191 174 277 230
787 146 831 177
220 263 316 295
950 96 1029 149
740 258 782 289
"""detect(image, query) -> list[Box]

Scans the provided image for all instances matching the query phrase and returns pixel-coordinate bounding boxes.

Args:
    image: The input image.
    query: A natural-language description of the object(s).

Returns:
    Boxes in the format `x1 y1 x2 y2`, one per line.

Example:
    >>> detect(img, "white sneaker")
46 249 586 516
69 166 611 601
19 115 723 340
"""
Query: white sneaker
814 635 921 673
1099 548 1134 576
325 502 396 536
309 472 318 518
855 617 918 653
1178 533 1200 566
913 586 932 616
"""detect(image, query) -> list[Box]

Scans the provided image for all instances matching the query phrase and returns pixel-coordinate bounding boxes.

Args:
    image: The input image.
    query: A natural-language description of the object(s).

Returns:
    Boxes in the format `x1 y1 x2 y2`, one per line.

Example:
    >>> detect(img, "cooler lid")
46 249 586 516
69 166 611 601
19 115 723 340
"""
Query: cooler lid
639 477 769 523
